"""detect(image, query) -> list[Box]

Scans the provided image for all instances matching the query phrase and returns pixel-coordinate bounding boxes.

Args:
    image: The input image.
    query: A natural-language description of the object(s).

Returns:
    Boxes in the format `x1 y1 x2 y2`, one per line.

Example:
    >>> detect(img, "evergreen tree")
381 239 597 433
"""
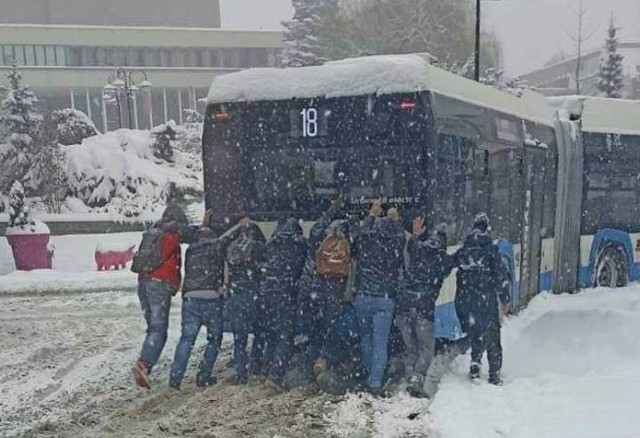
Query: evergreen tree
52 108 98 146
29 115 67 213
0 65 43 194
281 0 340 67
8 180 33 228
151 120 177 162
598 18 625 98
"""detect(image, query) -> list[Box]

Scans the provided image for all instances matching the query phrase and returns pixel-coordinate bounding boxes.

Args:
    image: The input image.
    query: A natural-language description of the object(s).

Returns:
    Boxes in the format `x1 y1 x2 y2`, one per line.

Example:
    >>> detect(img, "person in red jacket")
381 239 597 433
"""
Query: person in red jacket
132 221 182 389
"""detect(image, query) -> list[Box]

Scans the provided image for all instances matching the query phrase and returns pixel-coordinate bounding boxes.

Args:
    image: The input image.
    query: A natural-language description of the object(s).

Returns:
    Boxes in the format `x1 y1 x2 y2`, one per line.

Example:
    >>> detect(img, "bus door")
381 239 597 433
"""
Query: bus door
519 145 547 306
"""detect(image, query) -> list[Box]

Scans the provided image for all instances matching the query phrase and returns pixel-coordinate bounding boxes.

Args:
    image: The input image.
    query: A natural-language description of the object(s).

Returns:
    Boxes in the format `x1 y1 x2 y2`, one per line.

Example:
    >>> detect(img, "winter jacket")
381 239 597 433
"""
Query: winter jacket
453 231 510 332
182 227 228 297
226 223 266 293
396 236 454 320
353 216 406 298
162 201 196 244
260 218 308 297
142 223 181 292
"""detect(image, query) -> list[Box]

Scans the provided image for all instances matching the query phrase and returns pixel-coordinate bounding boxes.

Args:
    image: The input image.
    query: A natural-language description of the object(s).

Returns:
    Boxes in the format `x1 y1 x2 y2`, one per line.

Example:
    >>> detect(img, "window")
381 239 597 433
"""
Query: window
24 45 36 65
45 46 56 66
582 133 640 234
1 46 15 65
55 46 67 66
34 46 45 66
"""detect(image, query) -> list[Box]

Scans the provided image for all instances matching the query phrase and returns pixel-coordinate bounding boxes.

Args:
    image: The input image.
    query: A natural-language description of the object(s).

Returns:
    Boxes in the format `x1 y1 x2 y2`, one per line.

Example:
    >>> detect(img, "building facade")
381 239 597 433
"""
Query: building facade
522 42 640 98
0 0 221 28
0 25 283 131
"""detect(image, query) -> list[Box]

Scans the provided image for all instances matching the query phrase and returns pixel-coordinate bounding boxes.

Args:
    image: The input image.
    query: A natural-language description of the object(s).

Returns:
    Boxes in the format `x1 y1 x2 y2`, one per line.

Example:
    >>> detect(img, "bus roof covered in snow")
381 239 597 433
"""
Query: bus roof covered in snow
207 53 554 127
549 96 640 136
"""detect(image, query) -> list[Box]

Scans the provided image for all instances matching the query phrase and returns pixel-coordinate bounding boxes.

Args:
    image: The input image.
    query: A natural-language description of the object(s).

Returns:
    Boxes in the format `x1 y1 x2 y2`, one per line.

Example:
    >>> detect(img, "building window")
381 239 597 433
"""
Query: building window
55 46 67 66
24 45 36 65
34 46 46 66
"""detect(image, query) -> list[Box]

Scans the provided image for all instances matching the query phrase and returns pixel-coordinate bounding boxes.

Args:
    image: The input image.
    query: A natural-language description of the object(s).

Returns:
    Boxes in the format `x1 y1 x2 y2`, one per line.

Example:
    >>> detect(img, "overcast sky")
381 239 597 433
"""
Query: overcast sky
220 0 640 75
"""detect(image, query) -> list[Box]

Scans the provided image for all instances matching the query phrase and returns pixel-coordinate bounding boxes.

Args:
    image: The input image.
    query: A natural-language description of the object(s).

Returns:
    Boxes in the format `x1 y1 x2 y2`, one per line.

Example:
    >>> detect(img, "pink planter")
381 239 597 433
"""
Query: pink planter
6 234 53 271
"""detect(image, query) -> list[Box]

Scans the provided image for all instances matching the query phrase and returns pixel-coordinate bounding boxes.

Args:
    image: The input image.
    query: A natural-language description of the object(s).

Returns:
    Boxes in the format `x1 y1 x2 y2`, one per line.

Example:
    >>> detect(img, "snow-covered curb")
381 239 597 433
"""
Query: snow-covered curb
0 270 137 295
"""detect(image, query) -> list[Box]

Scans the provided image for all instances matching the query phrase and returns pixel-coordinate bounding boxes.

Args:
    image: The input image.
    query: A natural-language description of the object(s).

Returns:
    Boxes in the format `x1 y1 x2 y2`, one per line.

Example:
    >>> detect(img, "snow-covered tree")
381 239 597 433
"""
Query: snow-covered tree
0 65 43 194
479 68 530 97
8 180 34 228
598 19 625 98
175 109 203 154
281 0 340 67
631 68 640 100
29 116 66 213
52 108 98 146
151 120 177 162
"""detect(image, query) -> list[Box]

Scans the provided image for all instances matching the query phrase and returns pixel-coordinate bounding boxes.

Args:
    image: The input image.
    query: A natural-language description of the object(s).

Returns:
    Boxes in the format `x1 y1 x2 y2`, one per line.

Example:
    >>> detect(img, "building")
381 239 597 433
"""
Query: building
522 42 640 98
0 0 284 132
0 0 221 28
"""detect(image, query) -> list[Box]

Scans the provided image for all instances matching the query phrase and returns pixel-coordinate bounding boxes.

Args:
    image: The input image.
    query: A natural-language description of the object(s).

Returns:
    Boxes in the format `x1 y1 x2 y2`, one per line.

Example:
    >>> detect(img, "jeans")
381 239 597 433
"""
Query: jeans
169 297 224 388
227 290 256 380
354 294 395 388
251 298 295 380
396 311 435 377
137 279 173 370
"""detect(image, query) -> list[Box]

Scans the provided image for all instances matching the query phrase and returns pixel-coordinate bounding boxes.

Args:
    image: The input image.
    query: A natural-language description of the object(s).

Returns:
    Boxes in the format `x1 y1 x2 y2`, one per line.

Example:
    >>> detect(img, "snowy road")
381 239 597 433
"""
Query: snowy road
0 291 335 438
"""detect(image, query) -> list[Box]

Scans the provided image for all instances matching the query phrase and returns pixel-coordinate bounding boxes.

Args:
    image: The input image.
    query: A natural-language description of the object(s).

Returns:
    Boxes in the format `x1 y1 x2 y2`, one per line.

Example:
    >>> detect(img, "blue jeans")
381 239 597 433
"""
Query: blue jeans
137 279 173 370
354 294 395 388
169 297 224 388
227 290 256 380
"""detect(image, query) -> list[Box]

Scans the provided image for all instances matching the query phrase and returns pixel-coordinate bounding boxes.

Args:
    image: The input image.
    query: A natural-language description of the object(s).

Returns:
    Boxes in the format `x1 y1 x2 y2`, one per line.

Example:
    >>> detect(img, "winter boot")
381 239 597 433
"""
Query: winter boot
313 357 328 377
488 371 503 386
265 376 286 393
469 362 481 380
132 360 150 389
407 374 426 398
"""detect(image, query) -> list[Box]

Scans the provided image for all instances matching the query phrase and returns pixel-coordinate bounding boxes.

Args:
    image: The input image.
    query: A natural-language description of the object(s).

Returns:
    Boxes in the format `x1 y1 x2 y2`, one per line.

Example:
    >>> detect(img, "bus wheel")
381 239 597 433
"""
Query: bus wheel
595 245 628 288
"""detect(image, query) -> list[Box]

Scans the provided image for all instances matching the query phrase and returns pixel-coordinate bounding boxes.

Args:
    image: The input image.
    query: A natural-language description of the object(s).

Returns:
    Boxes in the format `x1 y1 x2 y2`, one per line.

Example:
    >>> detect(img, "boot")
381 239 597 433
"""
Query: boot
488 371 503 386
469 362 481 380
132 360 150 389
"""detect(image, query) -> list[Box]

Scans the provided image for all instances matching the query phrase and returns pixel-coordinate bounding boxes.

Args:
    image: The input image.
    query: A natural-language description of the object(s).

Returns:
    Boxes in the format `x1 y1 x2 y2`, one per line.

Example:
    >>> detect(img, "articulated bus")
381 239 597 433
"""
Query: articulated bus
202 53 640 340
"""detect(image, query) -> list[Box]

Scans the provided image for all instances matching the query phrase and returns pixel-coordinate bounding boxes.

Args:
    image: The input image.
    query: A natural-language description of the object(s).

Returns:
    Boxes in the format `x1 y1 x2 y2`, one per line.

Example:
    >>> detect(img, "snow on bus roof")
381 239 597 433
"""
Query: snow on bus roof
549 95 640 136
207 53 554 126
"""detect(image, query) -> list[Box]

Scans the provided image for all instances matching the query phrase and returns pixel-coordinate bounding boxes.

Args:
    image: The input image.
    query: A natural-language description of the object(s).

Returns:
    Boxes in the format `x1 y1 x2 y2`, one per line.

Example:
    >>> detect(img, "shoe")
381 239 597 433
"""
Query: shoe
265 376 286 392
407 374 425 398
488 372 503 386
367 386 385 397
469 363 481 380
169 380 181 391
132 360 150 389
196 376 217 389
313 358 327 377
234 375 248 385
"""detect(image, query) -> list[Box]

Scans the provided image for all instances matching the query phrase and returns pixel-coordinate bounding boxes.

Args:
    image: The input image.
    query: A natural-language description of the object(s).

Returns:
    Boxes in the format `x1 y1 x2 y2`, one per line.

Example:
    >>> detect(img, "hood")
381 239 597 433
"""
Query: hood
372 216 403 235
271 217 304 243
463 230 493 248
326 219 350 236
244 223 267 243
196 227 219 241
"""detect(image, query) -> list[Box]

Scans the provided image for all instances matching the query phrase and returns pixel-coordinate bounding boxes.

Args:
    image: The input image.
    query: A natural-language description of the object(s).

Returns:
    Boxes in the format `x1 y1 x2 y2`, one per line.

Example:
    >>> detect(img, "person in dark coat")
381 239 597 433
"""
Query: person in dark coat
298 201 355 381
250 217 307 389
353 201 406 395
453 213 510 385
161 182 197 244
225 218 266 384
396 218 453 396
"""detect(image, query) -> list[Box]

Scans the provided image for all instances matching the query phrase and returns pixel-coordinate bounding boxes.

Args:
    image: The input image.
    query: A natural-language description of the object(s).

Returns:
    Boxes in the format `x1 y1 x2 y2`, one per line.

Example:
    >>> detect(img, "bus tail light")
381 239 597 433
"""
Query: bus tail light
398 100 417 111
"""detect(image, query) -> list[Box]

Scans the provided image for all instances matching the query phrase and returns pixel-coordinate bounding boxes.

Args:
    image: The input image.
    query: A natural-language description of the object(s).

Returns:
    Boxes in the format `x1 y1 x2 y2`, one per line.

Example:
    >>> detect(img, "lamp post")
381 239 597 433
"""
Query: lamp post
474 0 502 82
103 68 152 130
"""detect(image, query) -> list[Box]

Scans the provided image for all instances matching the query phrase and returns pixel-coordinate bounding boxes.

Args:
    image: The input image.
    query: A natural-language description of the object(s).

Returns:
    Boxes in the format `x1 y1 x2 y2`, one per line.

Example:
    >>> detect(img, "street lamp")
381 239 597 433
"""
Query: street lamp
475 0 502 82
103 68 152 129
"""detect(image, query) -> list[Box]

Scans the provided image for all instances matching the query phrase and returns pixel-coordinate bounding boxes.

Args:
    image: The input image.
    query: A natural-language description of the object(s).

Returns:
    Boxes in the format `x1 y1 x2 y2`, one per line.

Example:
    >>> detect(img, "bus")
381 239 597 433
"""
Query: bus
202 53 640 340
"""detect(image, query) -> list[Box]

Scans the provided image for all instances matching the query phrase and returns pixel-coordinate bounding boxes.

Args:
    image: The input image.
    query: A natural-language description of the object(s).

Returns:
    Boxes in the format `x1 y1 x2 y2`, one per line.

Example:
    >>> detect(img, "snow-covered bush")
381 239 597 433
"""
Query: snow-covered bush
8 181 33 228
151 120 177 162
52 108 98 146
64 129 201 216
176 110 203 154
0 65 43 194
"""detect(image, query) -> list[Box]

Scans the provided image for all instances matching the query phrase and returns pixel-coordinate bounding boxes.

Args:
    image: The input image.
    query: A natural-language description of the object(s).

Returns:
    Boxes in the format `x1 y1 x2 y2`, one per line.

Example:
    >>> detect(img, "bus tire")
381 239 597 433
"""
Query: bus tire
594 245 628 288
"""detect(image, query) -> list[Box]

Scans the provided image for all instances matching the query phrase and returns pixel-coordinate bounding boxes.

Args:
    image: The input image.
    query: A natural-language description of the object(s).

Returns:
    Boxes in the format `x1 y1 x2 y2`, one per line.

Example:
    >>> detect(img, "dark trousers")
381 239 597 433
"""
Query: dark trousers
227 289 256 380
469 324 502 376
251 299 295 380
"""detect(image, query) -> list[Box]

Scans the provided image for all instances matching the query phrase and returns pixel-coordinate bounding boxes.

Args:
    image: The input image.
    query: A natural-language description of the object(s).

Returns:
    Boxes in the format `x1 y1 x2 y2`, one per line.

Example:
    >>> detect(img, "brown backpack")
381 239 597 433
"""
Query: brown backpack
316 234 351 278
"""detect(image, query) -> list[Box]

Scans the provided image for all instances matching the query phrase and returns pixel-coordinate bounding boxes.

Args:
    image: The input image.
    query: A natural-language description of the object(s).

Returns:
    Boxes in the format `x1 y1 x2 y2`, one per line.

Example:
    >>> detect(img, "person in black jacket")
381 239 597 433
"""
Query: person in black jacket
297 201 356 382
353 200 406 395
250 217 307 390
168 212 232 390
454 213 510 385
225 219 267 384
396 218 453 396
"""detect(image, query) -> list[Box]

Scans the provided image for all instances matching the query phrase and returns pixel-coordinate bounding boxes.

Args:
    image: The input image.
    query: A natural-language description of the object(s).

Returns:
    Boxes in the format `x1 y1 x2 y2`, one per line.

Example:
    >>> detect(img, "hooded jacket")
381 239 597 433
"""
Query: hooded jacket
453 230 510 331
226 223 267 292
260 218 308 295
354 215 406 298
182 227 228 296
396 233 453 320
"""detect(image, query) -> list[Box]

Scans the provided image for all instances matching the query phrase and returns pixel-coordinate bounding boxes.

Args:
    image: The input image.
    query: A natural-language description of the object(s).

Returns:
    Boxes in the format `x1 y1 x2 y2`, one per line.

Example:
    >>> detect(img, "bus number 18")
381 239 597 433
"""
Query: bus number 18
300 108 318 137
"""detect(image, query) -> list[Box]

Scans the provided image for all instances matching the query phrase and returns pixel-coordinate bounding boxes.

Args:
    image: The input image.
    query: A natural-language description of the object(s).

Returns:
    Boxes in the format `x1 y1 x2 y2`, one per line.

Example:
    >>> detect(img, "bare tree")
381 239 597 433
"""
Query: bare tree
564 0 598 94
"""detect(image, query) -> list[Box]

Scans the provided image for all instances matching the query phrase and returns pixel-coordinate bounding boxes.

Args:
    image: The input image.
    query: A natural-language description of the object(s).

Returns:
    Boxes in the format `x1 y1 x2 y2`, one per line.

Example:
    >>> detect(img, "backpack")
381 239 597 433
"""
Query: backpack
131 227 165 274
316 233 351 278
226 230 262 266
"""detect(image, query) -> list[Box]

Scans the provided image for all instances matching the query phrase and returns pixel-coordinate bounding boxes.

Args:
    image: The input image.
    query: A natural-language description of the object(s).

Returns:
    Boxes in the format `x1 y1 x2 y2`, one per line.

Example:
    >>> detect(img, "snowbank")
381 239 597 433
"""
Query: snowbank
0 232 141 275
430 288 640 438
0 269 136 295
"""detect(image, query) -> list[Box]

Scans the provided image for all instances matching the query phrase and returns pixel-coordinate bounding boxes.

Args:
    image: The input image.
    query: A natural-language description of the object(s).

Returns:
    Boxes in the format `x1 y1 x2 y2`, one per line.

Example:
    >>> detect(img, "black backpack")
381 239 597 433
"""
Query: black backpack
226 230 262 266
131 227 165 274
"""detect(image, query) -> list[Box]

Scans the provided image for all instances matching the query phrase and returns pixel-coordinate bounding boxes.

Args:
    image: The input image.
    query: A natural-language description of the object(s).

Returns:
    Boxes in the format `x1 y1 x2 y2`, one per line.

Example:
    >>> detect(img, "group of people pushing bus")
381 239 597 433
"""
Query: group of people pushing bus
130 195 511 398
